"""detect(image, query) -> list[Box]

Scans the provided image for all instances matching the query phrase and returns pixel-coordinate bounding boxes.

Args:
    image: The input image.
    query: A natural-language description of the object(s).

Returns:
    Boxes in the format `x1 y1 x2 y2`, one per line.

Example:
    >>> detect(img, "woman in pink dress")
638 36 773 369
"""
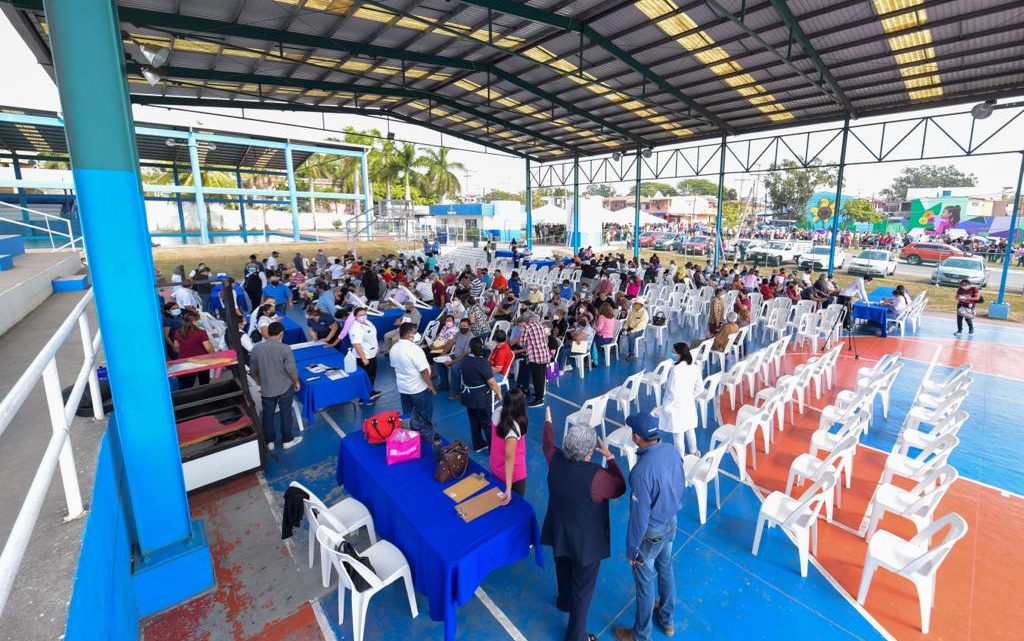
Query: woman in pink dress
490 387 529 504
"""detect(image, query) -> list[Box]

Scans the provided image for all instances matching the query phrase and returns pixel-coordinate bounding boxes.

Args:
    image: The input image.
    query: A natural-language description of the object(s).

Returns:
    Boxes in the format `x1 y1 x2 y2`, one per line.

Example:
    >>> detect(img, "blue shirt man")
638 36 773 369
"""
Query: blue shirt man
559 281 574 301
316 284 336 316
615 412 684 641
262 278 291 308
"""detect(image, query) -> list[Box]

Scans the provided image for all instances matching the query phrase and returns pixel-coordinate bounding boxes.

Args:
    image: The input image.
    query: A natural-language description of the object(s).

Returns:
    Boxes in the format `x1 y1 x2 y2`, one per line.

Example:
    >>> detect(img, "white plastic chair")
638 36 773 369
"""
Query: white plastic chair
691 338 715 376
865 464 958 539
729 325 751 362
916 364 972 399
600 319 626 367
752 471 837 577
711 331 739 372
902 389 969 434
786 435 858 522
710 405 764 481
810 412 870 483
647 307 669 345
607 371 645 421
682 444 728 524
565 393 611 441
288 481 376 575
896 410 968 455
794 311 823 353
316 527 418 640
718 359 750 419
641 359 674 405
695 372 724 431
606 426 638 470
857 513 968 634
882 434 959 484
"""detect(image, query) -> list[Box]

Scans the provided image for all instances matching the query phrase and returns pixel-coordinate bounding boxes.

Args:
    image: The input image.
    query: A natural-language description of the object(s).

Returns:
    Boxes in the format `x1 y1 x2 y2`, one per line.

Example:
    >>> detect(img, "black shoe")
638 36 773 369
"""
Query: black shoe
528 398 544 408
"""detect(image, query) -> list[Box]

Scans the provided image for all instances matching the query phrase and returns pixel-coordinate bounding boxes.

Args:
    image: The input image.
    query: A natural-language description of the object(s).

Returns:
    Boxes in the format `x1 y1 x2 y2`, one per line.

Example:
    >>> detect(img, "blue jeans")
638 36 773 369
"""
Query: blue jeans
631 519 676 641
400 389 435 441
624 330 643 356
261 388 296 448
447 360 464 392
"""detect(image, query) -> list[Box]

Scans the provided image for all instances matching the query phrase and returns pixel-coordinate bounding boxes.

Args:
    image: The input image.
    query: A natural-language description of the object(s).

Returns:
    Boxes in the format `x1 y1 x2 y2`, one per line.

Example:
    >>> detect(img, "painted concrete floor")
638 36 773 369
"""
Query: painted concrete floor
143 309 1024 641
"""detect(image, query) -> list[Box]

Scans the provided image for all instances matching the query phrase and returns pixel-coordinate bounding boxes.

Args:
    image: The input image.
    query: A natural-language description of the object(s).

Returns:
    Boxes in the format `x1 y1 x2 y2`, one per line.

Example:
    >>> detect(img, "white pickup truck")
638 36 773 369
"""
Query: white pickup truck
747 240 814 266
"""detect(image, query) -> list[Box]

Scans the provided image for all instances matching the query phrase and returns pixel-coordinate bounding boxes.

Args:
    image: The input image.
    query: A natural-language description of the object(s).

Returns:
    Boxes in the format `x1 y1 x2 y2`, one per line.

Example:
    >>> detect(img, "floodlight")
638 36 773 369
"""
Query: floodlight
139 43 170 68
140 66 163 86
642 147 653 159
612 152 622 162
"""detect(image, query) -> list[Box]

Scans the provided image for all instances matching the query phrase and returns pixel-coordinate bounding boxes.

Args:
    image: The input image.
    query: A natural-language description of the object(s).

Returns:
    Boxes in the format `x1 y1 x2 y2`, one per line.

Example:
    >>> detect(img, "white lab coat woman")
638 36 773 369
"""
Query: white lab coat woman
656 342 703 458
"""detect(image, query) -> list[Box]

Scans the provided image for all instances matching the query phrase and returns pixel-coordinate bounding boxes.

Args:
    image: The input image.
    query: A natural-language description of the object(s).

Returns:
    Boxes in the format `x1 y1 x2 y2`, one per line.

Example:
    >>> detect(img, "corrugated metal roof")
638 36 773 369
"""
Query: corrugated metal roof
4 0 1024 161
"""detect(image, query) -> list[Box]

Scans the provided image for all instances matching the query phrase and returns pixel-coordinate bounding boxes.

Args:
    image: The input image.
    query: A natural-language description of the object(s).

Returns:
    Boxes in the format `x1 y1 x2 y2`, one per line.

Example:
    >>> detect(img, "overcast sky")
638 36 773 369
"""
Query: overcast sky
2 14 1022 200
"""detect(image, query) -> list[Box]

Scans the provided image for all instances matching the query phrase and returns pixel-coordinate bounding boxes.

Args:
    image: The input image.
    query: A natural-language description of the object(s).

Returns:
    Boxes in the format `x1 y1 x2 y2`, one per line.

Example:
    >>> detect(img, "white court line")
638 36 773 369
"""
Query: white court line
475 588 529 641
310 599 339 641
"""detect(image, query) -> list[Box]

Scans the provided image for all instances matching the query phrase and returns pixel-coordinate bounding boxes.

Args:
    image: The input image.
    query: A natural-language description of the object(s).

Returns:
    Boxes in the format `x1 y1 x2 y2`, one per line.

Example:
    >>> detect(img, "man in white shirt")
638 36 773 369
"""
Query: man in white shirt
389 322 436 436
348 307 383 401
837 275 873 329
328 259 345 282
266 251 280 272
172 282 201 310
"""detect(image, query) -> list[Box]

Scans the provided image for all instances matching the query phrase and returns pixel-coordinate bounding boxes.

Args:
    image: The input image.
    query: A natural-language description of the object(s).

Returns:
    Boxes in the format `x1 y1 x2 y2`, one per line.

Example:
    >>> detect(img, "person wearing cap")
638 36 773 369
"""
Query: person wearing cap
541 406 626 641
614 412 685 641
621 297 648 360
389 322 436 436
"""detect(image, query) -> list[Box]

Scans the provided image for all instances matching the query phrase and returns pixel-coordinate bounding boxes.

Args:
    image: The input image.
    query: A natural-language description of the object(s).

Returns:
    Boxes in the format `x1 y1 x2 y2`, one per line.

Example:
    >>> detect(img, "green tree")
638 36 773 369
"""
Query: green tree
763 160 839 218
483 189 522 202
416 147 467 202
395 142 425 202
676 178 718 195
881 164 977 201
725 187 738 200
586 184 617 197
842 198 883 228
627 181 677 197
721 200 742 229
375 138 401 201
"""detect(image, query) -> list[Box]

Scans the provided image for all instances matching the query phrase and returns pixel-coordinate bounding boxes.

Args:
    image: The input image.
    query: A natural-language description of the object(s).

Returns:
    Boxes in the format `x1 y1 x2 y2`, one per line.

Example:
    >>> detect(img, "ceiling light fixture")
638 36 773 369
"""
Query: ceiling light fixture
140 66 163 86
971 100 996 120
642 147 653 159
612 152 622 162
138 43 170 68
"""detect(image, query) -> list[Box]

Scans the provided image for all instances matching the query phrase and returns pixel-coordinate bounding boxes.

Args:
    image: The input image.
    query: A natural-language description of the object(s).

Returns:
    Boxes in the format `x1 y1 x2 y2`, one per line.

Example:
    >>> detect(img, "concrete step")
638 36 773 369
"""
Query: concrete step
0 235 26 258
52 274 90 292
0 254 12 271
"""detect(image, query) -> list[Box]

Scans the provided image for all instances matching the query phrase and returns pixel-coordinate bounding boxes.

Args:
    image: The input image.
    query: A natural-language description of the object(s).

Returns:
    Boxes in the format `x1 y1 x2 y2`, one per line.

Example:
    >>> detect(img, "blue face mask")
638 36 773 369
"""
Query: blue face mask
170 308 181 316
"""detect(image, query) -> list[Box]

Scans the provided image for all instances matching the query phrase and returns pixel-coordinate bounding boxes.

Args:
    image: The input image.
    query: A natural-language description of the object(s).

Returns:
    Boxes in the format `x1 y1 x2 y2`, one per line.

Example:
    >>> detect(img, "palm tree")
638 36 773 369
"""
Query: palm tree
148 168 237 189
375 138 401 202
396 142 424 202
417 147 467 203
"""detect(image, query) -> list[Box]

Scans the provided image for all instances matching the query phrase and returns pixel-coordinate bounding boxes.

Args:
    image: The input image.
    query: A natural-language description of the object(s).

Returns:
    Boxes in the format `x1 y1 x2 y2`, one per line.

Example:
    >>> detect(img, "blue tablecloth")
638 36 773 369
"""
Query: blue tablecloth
853 302 890 337
297 354 372 421
280 316 305 345
292 343 338 364
369 306 442 338
868 286 895 303
494 249 515 258
336 433 540 641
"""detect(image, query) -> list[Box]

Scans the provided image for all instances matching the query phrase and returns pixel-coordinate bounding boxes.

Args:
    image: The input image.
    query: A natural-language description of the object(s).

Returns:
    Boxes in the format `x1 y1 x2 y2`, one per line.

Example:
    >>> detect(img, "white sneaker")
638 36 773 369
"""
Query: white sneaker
562 364 574 372
266 442 276 451
283 436 303 450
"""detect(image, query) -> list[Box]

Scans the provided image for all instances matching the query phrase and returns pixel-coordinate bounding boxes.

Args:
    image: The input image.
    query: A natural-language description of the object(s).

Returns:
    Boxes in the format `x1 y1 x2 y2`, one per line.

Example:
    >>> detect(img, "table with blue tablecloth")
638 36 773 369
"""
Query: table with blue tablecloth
296 353 372 422
369 306 442 338
853 287 895 337
336 433 540 641
280 316 306 345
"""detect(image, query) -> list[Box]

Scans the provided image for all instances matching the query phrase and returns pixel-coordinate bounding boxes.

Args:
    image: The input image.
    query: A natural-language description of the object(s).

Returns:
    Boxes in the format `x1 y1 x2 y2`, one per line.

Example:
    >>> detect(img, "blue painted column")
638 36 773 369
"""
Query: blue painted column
236 169 248 243
525 157 533 251
11 151 31 227
572 155 580 253
360 152 372 240
634 145 642 260
41 0 212 618
284 141 300 241
989 152 1024 319
187 132 209 244
827 118 851 275
171 165 187 244
714 135 726 268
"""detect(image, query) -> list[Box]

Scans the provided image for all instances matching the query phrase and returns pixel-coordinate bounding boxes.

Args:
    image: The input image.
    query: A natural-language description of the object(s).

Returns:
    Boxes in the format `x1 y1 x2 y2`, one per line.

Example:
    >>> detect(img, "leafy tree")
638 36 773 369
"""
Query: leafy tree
763 160 839 218
842 198 883 227
676 178 718 195
725 187 738 200
375 138 401 201
416 147 467 202
586 184 617 197
484 189 522 202
881 164 977 201
721 200 742 229
627 181 677 197
395 143 425 202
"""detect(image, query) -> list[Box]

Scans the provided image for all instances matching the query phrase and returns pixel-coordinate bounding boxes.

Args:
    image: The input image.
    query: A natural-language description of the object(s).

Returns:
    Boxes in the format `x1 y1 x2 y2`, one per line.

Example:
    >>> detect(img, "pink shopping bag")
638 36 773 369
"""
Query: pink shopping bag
386 428 421 465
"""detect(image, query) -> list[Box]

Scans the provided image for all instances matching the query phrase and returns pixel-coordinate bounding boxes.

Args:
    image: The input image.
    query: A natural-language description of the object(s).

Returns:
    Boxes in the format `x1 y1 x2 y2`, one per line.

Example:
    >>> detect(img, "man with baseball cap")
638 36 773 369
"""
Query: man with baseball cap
614 412 685 641
541 409 626 641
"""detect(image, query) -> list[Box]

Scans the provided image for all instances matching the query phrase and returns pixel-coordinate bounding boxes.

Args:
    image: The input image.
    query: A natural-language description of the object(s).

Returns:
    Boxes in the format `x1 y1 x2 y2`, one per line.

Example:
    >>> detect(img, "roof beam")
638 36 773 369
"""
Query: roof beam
128 96 533 159
700 0 854 116
5 0 642 146
128 63 577 152
451 0 732 132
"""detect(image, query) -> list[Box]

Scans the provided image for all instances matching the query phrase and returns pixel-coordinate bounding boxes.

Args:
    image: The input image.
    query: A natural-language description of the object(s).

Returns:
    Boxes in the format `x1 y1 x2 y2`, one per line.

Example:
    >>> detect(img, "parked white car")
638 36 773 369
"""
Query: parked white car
847 249 898 277
748 240 813 266
798 246 845 271
932 256 988 287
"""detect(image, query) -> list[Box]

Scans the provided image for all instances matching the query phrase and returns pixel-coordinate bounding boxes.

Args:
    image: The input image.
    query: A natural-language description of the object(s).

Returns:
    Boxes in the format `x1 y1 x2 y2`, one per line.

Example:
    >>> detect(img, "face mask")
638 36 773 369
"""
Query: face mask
271 280 279 285
170 309 181 317
445 321 455 328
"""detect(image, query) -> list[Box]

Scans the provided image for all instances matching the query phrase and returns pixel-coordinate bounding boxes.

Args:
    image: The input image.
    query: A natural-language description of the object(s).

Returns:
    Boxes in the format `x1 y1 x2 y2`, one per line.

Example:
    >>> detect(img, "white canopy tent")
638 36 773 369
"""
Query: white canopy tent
612 207 666 225
529 203 568 224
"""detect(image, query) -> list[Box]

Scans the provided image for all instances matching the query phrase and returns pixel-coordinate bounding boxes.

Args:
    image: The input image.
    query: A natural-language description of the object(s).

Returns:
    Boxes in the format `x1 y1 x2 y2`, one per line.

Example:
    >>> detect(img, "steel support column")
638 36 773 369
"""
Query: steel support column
634 145 642 260
186 132 209 244
41 0 212 618
525 157 532 251
284 141 300 241
989 151 1024 319
236 170 248 243
11 151 30 226
171 165 186 244
827 118 851 275
360 152 372 241
714 135 727 268
572 155 580 254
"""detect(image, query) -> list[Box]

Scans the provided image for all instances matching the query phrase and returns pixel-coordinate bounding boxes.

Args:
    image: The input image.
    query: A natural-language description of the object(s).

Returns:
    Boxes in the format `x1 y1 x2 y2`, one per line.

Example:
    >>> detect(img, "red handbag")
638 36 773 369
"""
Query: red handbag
363 411 400 445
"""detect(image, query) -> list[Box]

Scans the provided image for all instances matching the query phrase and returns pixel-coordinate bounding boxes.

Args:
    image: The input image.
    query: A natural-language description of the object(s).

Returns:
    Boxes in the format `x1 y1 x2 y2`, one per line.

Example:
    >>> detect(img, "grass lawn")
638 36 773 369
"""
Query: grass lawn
152 238 401 280
637 249 1024 324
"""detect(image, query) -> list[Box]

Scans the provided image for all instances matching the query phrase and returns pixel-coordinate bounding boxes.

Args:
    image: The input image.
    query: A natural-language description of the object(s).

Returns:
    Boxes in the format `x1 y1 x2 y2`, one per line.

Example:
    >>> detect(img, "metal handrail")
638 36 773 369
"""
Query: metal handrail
0 289 103 617
0 202 81 251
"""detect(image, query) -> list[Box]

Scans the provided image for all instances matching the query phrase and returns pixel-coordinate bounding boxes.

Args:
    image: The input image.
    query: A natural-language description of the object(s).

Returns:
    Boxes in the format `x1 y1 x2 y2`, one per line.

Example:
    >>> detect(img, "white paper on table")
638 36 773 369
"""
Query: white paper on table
325 369 348 380
306 364 328 373
290 341 321 350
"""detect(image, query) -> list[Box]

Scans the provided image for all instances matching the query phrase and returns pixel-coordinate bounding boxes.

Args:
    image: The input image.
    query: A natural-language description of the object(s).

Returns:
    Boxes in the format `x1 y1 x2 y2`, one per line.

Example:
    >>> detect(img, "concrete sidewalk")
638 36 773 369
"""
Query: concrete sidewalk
0 291 105 641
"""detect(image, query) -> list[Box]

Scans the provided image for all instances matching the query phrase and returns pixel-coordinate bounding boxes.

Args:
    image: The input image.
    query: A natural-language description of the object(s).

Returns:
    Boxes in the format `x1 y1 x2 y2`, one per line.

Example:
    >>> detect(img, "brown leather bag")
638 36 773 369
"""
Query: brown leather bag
433 439 469 483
